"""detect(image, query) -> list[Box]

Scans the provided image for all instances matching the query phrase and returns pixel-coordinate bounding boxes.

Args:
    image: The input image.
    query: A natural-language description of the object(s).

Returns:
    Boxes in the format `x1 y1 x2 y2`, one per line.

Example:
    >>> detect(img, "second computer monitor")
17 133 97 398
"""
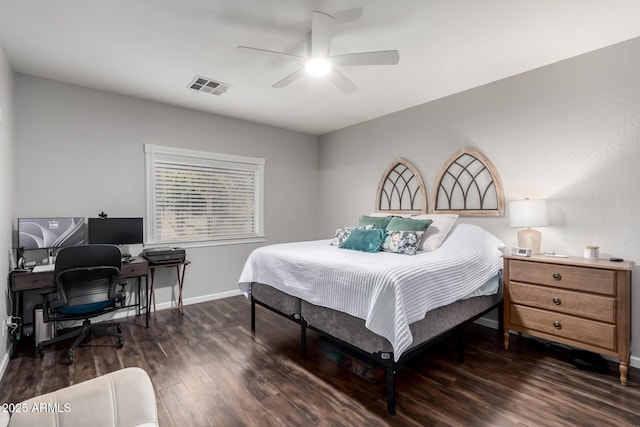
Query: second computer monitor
88 217 143 245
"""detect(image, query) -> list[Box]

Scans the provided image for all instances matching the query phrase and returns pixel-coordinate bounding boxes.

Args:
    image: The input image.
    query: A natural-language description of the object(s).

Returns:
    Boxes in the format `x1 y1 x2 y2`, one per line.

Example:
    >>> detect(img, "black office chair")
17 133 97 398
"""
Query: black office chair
37 244 125 364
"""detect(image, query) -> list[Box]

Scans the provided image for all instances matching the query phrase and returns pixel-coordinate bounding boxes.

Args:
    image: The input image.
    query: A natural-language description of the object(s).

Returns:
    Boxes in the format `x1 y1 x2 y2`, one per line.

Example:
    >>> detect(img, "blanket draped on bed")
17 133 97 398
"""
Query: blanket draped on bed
238 223 504 361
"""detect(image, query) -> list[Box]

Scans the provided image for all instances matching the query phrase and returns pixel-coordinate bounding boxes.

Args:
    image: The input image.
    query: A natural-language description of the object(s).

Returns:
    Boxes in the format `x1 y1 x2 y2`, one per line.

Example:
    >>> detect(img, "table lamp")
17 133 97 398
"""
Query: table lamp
509 198 548 254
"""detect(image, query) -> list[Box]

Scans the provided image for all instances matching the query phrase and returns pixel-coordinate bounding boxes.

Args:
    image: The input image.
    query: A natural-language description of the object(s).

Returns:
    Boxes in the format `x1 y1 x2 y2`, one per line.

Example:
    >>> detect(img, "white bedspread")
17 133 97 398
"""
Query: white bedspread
238 223 504 361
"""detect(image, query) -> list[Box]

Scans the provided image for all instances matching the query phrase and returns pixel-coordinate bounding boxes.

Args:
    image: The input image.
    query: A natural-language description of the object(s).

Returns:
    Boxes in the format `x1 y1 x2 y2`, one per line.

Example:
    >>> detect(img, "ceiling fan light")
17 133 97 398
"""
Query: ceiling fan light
306 58 331 76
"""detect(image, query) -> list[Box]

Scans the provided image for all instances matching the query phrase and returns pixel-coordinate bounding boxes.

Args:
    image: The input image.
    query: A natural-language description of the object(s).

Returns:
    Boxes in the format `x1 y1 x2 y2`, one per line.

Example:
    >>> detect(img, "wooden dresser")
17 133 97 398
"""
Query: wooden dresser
503 254 634 385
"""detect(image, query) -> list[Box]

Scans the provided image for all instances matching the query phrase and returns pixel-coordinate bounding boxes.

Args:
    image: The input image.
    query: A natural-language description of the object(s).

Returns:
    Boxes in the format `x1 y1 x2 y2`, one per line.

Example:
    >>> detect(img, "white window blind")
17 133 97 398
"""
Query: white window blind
144 144 265 246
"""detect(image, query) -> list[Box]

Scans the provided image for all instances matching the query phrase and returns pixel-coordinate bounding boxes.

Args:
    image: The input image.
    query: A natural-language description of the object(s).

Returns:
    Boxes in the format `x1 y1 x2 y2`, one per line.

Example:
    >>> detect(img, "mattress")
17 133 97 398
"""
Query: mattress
239 223 504 360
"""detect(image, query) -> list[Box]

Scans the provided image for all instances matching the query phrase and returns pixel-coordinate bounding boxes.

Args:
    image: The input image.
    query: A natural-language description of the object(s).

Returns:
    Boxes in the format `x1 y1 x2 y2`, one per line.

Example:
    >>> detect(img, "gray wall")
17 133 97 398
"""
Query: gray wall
4 35 640 373
14 75 318 308
0 45 15 377
318 37 640 363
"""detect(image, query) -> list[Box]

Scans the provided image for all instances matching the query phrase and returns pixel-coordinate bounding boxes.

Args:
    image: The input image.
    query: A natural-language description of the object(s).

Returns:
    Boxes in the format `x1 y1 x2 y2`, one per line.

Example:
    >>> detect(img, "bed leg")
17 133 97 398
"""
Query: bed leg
386 364 396 415
497 303 504 336
250 297 256 331
456 329 465 363
300 318 307 359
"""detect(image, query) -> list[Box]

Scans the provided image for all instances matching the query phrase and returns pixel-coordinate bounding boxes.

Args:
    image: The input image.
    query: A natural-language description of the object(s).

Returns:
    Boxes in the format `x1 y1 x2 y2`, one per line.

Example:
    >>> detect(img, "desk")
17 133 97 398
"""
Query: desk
148 260 190 317
8 257 150 357
119 257 151 326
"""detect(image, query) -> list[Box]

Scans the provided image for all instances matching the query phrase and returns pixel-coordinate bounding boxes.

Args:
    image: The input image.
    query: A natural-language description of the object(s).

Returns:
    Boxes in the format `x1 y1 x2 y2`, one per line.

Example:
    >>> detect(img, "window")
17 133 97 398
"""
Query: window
144 144 265 246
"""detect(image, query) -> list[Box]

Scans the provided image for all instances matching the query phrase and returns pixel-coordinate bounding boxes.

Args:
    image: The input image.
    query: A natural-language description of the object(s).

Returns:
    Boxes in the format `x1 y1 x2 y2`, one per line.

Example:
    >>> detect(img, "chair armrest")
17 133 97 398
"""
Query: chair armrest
40 291 64 321
110 287 126 302
47 294 65 311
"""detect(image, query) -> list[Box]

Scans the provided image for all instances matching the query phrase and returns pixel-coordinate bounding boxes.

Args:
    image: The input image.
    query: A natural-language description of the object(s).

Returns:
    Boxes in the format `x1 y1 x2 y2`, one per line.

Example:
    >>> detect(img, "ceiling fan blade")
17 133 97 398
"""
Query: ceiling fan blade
326 68 357 94
237 46 305 63
273 67 306 88
311 11 334 58
330 50 400 66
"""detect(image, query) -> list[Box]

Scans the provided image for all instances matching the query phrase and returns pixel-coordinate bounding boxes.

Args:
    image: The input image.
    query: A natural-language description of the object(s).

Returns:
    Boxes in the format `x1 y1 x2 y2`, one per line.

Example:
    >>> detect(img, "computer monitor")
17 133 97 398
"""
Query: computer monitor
88 217 144 245
18 217 86 250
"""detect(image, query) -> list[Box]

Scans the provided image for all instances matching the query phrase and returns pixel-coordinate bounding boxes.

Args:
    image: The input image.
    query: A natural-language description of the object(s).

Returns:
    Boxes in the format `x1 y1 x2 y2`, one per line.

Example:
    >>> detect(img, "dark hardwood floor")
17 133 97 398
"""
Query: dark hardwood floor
2 296 640 426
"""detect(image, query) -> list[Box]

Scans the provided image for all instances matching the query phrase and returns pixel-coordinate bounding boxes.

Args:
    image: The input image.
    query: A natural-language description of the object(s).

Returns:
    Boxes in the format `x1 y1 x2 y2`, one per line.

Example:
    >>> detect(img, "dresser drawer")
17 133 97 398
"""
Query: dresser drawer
509 260 615 295
510 305 616 351
509 282 615 323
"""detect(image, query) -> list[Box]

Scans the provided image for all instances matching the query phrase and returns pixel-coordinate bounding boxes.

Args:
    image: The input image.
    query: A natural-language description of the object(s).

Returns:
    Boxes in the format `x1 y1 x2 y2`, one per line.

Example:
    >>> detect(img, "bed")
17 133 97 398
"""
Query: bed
239 222 504 414
238 155 506 414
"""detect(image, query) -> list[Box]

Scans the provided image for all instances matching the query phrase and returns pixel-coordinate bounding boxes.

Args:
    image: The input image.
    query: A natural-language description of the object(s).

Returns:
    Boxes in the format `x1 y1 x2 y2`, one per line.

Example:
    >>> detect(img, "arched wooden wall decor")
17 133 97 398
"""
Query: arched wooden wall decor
376 158 427 214
431 147 504 216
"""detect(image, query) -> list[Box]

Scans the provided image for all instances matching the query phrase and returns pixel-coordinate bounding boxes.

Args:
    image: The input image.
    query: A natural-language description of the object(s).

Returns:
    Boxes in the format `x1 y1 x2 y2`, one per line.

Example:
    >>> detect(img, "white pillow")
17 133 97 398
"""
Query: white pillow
410 214 459 251
368 212 412 218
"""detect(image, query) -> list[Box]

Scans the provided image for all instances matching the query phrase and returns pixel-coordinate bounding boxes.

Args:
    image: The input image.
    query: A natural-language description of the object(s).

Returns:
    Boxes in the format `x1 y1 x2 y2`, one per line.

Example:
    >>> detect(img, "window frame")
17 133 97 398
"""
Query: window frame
144 144 265 248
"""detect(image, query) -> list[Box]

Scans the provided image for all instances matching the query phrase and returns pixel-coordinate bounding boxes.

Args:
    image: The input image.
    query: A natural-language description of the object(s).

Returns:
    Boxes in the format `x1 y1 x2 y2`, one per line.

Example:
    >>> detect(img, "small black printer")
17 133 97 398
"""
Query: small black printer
143 247 186 264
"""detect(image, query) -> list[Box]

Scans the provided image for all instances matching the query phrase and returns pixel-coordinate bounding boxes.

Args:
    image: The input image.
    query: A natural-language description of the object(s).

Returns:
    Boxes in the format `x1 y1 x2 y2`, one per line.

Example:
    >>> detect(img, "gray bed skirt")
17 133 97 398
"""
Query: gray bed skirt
302 289 502 356
251 281 502 356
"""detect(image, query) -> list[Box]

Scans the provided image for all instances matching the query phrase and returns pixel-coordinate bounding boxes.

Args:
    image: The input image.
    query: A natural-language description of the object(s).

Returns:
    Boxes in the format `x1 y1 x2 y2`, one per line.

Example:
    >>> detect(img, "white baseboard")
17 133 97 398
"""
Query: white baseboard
473 316 640 369
0 349 9 384
86 289 244 321
151 288 243 312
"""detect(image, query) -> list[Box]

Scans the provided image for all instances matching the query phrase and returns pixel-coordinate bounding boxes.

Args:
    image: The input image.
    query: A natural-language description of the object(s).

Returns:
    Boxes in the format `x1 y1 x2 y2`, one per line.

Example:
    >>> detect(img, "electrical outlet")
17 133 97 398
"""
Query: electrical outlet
2 316 12 336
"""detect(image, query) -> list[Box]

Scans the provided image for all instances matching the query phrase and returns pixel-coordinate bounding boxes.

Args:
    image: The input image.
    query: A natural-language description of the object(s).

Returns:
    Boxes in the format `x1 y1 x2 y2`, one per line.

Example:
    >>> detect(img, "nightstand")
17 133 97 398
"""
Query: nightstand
503 254 634 386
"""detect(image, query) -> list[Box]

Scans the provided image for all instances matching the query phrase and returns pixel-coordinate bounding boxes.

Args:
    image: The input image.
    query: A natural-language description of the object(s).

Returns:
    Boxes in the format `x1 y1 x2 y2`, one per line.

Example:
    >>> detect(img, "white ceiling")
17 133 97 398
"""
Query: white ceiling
1 0 639 135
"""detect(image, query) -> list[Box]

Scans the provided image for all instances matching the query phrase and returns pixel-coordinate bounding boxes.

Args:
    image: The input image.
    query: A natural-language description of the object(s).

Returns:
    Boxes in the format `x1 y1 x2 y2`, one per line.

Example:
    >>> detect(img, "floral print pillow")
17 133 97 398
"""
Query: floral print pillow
330 227 354 246
382 231 424 255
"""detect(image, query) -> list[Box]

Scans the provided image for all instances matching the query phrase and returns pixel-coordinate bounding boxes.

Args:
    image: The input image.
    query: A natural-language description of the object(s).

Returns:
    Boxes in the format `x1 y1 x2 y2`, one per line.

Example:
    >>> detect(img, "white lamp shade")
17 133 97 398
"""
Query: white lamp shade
509 199 548 228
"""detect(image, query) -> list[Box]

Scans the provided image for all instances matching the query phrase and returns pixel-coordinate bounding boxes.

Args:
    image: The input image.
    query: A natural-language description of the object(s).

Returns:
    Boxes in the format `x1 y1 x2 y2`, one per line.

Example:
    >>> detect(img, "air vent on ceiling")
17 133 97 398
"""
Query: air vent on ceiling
188 76 231 96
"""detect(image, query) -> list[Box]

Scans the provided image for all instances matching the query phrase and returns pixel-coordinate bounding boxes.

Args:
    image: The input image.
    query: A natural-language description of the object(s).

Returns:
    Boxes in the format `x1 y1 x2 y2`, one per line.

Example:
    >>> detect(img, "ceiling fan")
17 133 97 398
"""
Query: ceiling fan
237 11 399 94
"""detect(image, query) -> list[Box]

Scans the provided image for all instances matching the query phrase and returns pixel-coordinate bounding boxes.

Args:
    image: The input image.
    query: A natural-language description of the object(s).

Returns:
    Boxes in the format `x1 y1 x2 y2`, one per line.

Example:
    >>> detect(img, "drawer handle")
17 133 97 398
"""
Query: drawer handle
552 273 562 281
553 321 562 330
552 297 561 305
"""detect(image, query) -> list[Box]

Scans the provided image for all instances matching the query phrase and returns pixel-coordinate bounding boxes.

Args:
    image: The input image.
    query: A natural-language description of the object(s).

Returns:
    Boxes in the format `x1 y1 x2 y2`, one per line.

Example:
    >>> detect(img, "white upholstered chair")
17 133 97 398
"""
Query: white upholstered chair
0 367 158 427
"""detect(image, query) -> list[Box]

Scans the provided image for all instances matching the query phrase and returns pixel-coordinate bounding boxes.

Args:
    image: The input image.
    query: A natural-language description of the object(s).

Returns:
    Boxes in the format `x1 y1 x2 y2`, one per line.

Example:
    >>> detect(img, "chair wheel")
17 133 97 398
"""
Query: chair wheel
117 337 124 348
68 351 74 365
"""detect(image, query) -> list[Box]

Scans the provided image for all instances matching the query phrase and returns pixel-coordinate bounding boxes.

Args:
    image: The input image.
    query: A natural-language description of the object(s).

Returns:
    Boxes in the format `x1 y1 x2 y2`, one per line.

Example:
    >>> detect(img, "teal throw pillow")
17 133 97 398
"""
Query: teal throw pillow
356 215 394 229
339 228 386 253
385 217 433 232
330 225 376 246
